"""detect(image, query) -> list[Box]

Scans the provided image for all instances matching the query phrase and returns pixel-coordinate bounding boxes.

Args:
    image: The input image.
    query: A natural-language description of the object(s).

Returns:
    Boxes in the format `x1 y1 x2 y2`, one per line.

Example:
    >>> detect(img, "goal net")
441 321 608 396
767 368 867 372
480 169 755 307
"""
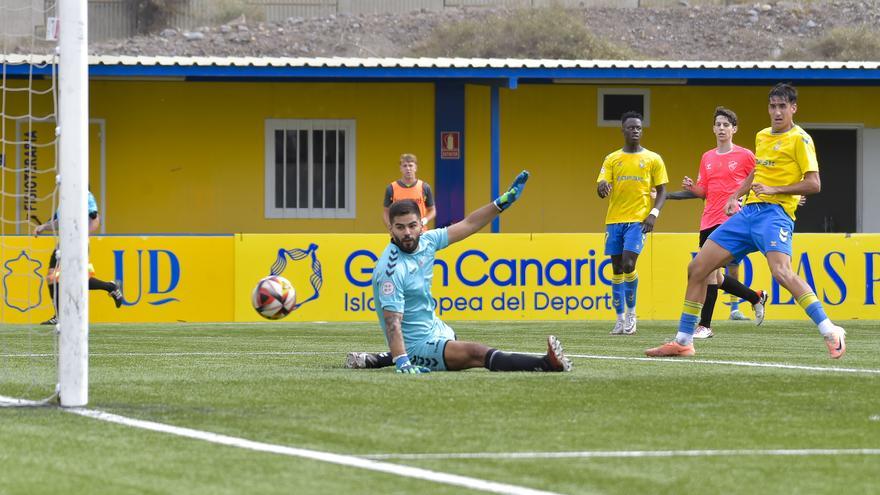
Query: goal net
1 0 89 407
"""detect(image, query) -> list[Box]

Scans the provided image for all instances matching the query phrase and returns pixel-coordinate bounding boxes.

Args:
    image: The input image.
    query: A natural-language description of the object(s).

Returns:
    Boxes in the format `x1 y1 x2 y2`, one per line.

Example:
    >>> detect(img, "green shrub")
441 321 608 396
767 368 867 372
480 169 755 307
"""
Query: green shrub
411 5 635 60
783 25 880 61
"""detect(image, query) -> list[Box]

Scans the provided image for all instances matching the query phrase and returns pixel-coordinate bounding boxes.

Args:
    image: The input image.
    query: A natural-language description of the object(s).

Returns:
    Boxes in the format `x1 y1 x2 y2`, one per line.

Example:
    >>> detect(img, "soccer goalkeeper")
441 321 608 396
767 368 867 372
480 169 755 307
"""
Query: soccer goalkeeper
346 171 571 374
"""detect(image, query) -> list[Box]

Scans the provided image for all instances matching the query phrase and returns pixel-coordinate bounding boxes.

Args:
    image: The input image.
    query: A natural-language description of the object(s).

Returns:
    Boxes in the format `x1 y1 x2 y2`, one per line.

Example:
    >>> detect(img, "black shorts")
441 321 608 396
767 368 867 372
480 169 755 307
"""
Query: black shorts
698 225 719 248
699 224 738 268
49 248 58 269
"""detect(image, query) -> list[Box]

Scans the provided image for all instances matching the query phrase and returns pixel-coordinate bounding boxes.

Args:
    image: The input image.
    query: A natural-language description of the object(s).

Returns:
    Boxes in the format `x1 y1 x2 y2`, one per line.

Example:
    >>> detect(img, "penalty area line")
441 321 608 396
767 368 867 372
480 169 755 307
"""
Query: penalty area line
65 408 563 495
568 353 880 375
364 448 880 461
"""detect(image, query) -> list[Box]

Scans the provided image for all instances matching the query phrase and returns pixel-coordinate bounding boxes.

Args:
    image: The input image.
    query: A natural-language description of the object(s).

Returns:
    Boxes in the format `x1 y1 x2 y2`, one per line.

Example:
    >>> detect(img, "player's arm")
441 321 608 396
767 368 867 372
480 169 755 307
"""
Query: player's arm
382 207 391 230
596 157 613 198
382 185 393 230
422 183 437 226
447 170 529 245
751 171 821 197
666 190 699 200
681 175 706 198
423 206 436 226
726 169 755 215
642 183 666 233
33 217 58 236
383 309 429 374
88 212 100 234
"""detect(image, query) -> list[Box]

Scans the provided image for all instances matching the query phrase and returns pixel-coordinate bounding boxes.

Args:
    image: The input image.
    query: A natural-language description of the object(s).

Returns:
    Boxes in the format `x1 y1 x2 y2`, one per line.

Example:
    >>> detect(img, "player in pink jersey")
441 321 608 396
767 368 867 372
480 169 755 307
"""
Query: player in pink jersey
667 107 767 338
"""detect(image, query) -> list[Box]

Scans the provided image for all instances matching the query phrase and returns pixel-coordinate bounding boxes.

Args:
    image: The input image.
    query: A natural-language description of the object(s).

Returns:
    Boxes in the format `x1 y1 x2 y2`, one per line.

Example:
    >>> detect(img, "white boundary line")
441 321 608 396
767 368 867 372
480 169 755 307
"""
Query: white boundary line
64 408 563 495
364 448 880 461
568 353 880 375
3 350 879 375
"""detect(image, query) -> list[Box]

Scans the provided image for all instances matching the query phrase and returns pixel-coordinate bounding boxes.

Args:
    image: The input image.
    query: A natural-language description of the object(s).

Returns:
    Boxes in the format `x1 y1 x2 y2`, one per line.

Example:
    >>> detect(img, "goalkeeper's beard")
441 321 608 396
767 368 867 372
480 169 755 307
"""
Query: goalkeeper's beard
391 232 420 254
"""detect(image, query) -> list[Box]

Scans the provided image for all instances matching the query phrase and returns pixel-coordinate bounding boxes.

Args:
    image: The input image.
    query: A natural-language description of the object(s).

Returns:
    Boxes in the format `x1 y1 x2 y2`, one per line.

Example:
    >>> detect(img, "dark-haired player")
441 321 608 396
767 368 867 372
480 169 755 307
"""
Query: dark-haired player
647 83 846 358
666 106 768 339
349 171 571 374
597 111 668 335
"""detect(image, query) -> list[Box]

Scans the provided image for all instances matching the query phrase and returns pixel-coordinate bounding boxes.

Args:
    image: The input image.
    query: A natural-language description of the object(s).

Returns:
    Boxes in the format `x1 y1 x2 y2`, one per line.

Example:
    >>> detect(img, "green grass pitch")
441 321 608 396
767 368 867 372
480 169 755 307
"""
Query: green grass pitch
1 320 878 495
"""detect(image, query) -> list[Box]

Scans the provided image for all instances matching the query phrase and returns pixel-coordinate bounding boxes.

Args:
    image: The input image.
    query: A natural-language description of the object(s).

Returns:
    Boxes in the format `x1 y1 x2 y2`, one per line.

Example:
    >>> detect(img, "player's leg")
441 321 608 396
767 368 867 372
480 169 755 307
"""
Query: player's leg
695 227 719 339
755 204 845 358
725 263 746 320
619 222 644 335
344 351 393 369
445 337 571 372
646 239 735 357
620 249 640 335
605 224 626 334
766 251 845 359
87 263 123 308
695 269 721 339
721 262 767 324
42 249 60 325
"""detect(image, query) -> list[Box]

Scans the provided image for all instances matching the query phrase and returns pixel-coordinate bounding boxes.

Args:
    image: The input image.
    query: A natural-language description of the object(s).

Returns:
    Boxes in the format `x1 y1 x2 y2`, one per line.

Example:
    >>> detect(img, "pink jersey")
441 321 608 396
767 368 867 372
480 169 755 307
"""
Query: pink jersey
696 144 756 230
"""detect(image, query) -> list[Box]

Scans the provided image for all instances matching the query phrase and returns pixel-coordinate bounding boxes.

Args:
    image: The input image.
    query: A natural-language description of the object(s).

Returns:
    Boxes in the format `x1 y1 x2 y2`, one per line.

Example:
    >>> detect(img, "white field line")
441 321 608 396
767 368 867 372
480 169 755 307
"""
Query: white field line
0 351 334 358
0 394 46 407
65 408 563 495
3 350 879 375
568 353 880 375
364 448 880 461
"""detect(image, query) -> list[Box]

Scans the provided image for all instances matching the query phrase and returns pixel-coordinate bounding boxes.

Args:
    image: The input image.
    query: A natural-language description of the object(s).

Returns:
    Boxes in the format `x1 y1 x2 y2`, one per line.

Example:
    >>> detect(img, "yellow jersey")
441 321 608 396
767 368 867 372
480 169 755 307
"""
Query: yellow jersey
597 148 668 224
745 125 818 220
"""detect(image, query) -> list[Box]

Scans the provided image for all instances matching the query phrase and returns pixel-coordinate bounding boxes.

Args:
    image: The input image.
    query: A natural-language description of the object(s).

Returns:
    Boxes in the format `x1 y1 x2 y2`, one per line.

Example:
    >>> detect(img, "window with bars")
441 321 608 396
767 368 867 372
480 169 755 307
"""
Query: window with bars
264 120 356 218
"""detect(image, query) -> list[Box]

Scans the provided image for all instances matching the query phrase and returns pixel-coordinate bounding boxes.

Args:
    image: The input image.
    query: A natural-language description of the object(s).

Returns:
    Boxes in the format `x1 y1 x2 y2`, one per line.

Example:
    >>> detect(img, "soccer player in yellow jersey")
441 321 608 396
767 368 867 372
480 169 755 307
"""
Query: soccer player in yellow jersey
647 83 846 359
597 111 668 335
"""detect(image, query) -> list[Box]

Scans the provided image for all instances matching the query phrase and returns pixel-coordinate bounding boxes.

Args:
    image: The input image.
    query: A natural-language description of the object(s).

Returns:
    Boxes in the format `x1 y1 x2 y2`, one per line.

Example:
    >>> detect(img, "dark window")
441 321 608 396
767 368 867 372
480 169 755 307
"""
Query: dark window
603 94 644 122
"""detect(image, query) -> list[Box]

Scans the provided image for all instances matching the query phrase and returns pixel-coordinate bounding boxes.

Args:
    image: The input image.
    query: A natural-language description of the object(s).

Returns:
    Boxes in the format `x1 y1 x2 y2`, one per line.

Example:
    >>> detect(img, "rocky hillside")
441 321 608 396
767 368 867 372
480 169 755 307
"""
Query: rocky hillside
88 1 880 61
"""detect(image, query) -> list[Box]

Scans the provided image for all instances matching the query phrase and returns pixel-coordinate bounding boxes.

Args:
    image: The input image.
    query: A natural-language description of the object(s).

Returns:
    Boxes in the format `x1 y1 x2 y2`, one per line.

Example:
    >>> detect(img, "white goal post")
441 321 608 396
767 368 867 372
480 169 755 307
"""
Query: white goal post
57 0 89 407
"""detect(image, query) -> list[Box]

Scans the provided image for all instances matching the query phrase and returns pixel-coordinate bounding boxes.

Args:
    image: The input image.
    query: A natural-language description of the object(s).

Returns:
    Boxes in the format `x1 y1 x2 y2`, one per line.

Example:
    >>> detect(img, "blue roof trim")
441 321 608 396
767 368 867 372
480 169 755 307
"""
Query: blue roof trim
5 62 880 82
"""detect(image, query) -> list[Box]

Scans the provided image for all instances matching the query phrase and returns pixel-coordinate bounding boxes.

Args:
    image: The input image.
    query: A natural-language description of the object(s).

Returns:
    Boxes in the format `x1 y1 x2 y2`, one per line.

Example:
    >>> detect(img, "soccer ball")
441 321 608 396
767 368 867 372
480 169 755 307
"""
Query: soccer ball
252 275 297 320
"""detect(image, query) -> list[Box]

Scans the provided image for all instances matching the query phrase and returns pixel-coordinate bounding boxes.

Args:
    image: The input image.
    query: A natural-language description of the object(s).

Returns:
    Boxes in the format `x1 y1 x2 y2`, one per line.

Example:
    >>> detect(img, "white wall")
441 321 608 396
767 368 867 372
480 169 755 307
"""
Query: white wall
863 128 880 232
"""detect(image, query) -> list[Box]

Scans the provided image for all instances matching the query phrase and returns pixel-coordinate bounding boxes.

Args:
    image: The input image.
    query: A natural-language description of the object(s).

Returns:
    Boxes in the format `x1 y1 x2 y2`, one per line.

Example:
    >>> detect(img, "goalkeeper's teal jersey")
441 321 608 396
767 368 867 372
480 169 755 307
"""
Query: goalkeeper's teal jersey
372 227 449 349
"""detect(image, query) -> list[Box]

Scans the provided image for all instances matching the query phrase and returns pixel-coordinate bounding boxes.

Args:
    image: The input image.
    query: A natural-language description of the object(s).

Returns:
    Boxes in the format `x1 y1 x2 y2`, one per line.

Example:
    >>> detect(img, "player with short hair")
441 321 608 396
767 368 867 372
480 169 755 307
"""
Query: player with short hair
597 111 668 335
34 190 123 325
357 172 571 374
382 153 436 230
647 83 846 358
666 106 768 339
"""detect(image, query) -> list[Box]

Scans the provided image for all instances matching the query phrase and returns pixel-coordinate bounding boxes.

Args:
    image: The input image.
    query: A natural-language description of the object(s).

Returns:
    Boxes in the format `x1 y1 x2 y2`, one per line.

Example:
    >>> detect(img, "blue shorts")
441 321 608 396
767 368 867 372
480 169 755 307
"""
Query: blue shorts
605 222 645 256
407 321 456 371
707 203 794 262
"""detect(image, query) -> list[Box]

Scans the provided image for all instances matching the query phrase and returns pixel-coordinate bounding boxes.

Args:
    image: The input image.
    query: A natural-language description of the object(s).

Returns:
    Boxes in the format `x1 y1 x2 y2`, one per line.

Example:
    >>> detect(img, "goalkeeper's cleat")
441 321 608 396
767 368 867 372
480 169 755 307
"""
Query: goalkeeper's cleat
824 326 846 359
109 282 123 309
693 325 714 339
545 335 572 372
609 319 625 335
752 290 768 326
623 313 637 335
645 340 695 357
344 352 368 369
40 315 57 325
729 309 750 321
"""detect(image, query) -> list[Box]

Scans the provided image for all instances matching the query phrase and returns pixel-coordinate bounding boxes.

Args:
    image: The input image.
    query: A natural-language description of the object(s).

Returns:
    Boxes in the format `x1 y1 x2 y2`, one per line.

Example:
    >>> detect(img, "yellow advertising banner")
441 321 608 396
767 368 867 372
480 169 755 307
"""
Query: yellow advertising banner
2 233 878 323
233 232 880 322
0 235 234 323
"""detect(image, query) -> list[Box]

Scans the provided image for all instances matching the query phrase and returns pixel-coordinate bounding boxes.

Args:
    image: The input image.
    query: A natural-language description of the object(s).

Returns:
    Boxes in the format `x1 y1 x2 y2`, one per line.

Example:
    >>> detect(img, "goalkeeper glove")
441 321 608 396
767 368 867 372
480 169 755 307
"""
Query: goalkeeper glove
494 170 530 211
394 355 430 374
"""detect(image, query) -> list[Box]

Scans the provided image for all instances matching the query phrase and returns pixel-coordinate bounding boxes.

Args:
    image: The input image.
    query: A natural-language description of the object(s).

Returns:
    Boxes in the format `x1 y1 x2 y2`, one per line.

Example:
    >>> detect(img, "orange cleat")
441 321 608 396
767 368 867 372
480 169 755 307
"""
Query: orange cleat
645 341 695 357
824 327 846 359
546 335 573 372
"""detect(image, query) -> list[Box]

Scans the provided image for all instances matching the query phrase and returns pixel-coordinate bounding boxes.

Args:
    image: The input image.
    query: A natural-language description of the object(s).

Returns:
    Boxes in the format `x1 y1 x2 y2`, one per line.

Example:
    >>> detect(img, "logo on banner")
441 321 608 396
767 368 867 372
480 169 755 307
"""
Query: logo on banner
440 131 460 159
2 251 44 312
114 249 182 306
267 243 324 310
